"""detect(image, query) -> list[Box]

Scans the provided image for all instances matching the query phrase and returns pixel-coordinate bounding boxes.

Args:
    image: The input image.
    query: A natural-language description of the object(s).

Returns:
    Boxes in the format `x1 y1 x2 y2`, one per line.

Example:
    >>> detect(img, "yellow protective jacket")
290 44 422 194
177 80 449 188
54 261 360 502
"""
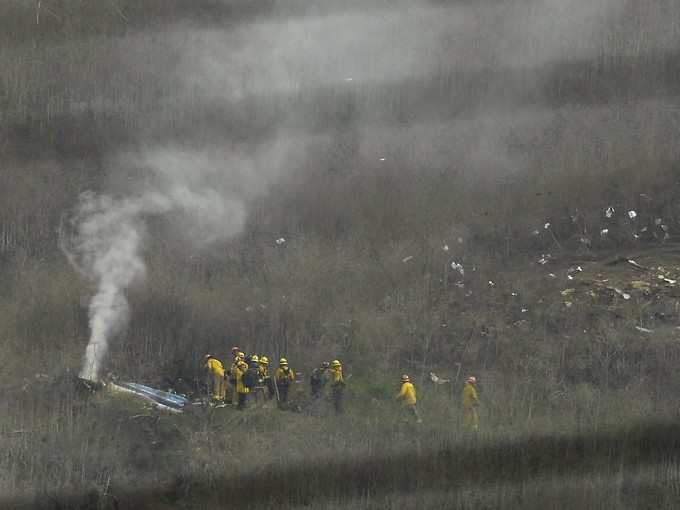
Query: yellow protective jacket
206 358 225 377
234 360 250 394
398 382 417 406
462 383 478 408
259 364 269 378
275 367 295 384
330 367 344 387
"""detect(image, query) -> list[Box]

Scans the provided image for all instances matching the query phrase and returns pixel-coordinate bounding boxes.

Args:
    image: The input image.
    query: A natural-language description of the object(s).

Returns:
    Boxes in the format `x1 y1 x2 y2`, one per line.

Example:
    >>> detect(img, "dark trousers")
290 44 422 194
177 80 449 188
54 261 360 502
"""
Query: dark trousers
332 388 344 414
278 384 289 403
237 392 248 410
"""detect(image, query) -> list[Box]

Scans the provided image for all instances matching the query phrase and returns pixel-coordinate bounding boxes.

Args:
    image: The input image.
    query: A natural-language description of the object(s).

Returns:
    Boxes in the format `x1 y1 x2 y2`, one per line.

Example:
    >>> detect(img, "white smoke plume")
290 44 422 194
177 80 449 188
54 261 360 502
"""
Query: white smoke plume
63 160 248 381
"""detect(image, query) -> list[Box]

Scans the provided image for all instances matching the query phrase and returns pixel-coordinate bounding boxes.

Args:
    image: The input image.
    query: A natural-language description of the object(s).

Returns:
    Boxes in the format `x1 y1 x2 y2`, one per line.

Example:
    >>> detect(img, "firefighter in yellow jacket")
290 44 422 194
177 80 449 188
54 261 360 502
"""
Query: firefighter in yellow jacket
329 360 345 415
396 374 422 423
233 352 250 410
275 358 295 405
204 354 226 403
462 376 479 430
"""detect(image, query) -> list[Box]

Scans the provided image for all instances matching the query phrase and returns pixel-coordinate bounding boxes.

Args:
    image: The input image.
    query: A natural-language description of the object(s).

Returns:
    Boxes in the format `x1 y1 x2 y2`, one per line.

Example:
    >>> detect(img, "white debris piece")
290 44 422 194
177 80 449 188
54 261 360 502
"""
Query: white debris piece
613 288 631 300
443 244 450 252
628 210 637 220
488 280 495 287
451 262 464 276
511 292 518 297
606 207 615 218
544 222 551 229
402 256 414 263
379 158 386 162
532 230 540 236
658 275 677 285
521 308 528 313
429 372 451 385
538 254 550 265
548 273 557 278
345 77 353 82
275 237 286 245
600 229 609 237
635 326 654 333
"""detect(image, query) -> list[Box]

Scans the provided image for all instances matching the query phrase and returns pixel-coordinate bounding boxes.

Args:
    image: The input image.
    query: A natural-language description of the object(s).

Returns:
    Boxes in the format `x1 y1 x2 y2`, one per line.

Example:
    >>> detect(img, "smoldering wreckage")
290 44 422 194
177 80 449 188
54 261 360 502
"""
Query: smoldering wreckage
66 197 680 423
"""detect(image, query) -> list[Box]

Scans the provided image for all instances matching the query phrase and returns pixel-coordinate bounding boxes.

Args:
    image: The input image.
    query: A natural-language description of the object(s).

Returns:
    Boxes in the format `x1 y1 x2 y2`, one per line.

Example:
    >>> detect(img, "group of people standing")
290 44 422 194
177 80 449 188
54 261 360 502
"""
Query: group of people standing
205 350 480 429
204 348 345 413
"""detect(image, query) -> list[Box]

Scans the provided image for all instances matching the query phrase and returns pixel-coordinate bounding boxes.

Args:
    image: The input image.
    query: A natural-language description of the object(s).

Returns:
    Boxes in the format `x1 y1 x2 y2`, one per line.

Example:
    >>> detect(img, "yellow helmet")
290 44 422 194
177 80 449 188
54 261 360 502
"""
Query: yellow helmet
260 356 269 365
251 355 259 363
279 358 288 366
331 360 341 368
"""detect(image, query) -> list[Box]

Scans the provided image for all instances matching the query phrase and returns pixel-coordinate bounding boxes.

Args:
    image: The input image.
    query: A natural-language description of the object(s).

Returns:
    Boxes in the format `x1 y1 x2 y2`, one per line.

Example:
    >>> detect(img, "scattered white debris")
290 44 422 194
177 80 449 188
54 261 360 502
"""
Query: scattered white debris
521 308 528 313
442 245 450 252
488 280 495 287
564 301 573 308
658 275 677 285
402 256 414 263
532 230 540 236
633 234 641 239
613 287 631 300
628 210 637 220
379 158 386 162
430 372 451 385
635 326 654 334
548 273 557 279
544 222 551 229
628 260 646 270
511 292 518 297
275 237 286 245
600 229 609 237
451 262 464 276
606 207 615 218
538 254 550 265
345 77 353 82
567 275 574 280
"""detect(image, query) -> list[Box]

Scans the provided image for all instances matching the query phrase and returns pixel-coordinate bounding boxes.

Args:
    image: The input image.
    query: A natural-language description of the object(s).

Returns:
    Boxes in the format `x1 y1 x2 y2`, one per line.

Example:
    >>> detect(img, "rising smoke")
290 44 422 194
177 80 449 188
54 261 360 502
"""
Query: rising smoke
63 155 248 381
61 0 645 380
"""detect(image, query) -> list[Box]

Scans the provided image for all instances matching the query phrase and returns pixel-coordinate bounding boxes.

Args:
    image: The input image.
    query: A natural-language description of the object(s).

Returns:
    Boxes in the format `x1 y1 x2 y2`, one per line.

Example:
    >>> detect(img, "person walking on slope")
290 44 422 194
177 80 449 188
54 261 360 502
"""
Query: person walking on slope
462 376 479 431
310 361 330 399
275 358 295 406
204 354 226 403
329 360 345 414
396 374 422 424
233 352 250 410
